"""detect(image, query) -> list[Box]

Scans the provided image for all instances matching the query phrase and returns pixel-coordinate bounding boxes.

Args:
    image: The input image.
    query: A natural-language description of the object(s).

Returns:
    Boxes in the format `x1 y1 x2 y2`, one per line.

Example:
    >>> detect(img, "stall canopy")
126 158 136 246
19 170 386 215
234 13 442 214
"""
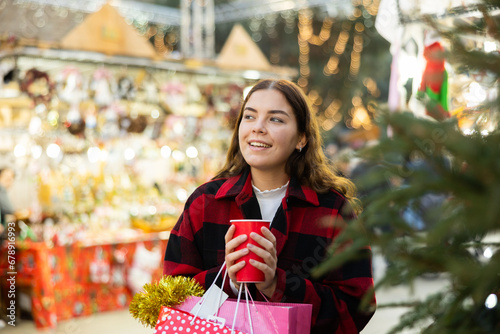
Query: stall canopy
61 3 157 59
216 24 271 71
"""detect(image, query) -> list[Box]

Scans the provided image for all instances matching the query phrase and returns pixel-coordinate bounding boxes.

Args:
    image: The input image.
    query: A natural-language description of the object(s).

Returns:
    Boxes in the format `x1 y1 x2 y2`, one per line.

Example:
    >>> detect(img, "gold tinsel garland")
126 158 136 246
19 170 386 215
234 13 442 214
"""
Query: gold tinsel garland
129 275 205 328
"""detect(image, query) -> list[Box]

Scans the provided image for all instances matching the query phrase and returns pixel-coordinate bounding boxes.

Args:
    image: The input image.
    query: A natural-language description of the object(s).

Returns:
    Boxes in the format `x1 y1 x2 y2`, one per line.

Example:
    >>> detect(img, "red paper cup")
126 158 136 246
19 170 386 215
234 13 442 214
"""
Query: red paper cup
230 219 270 283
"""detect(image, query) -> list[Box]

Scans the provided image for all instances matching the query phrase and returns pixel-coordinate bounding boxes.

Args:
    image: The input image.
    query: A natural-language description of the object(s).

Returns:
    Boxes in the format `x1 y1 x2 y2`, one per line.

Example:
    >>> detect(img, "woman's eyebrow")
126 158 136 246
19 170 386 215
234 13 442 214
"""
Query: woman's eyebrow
269 110 291 118
244 107 291 118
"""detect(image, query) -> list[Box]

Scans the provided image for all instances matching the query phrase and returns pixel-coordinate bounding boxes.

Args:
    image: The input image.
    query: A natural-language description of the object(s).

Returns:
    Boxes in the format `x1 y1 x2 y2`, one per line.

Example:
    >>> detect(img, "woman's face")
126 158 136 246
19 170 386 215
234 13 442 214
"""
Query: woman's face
238 89 305 176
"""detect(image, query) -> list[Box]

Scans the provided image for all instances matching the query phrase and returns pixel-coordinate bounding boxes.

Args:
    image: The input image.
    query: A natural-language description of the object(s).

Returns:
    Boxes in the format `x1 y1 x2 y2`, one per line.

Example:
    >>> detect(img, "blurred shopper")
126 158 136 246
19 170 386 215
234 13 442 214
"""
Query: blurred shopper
164 79 375 333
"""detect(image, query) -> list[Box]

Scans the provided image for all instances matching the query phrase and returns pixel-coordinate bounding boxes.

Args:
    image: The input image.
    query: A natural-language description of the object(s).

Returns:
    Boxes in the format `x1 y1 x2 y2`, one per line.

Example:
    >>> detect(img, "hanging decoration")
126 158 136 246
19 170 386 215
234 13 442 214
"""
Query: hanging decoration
65 109 86 136
117 76 137 101
20 68 55 105
417 40 450 120
91 68 116 107
119 114 148 134
57 66 87 106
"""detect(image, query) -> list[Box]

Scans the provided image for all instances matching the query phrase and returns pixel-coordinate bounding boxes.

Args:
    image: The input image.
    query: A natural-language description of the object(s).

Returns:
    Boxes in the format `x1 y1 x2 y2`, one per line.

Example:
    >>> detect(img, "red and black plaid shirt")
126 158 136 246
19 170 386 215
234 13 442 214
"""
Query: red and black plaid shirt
164 169 375 333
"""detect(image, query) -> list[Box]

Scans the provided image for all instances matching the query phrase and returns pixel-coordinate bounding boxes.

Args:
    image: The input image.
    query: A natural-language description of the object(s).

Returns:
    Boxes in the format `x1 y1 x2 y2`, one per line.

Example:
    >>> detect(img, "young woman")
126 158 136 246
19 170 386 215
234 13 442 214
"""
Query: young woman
163 79 375 333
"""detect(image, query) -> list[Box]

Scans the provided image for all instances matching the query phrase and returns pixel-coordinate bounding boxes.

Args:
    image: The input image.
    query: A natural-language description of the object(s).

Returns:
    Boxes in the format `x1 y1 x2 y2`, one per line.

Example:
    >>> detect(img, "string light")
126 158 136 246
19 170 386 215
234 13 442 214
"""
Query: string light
349 50 361 77
297 2 373 131
325 99 342 117
355 22 365 32
307 90 320 105
320 99 343 129
334 30 350 55
322 118 336 131
363 77 381 97
298 9 336 89
298 11 311 89
349 32 364 78
364 0 381 16
323 56 339 76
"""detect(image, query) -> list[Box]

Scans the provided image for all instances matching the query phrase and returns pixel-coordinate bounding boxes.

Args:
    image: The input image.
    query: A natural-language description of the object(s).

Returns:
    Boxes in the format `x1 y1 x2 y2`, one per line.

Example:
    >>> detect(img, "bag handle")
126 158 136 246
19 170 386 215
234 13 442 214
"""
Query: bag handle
231 282 255 334
190 261 228 324
189 260 257 334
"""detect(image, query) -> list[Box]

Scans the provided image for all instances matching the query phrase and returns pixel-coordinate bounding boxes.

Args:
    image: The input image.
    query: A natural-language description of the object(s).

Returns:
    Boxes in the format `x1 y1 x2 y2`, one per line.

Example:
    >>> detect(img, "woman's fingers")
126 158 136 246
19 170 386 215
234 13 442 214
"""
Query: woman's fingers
224 225 236 244
225 225 249 285
249 228 276 255
225 226 247 254
227 258 246 275
247 243 274 263
248 257 274 275
245 227 278 294
226 247 249 263
261 226 277 244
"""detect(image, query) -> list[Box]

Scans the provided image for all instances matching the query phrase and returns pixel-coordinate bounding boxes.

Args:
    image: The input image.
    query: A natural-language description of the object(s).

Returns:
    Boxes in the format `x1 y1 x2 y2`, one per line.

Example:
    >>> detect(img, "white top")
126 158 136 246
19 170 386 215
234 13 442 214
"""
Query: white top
252 181 289 223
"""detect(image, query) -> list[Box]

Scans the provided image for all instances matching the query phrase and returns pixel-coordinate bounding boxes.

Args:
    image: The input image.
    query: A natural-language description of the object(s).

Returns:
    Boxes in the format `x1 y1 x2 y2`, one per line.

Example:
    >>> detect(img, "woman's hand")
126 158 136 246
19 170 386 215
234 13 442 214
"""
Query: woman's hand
224 225 249 290
250 226 278 297
224 225 278 297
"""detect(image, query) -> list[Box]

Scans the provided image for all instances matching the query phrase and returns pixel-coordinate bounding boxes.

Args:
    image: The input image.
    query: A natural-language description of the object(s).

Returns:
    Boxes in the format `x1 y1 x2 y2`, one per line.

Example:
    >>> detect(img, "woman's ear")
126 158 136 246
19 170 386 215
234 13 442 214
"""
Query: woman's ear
296 134 308 150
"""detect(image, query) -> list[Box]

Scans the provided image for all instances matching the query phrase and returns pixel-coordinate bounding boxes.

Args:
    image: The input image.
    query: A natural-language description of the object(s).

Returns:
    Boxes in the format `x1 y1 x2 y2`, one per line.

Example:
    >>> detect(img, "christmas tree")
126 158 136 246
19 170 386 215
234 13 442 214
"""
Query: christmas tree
313 1 500 333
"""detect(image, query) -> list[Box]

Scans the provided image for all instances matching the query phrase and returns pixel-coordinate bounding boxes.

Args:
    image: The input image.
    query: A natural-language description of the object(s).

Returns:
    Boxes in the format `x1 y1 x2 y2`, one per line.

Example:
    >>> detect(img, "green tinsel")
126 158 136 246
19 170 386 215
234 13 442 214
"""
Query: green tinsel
129 275 205 328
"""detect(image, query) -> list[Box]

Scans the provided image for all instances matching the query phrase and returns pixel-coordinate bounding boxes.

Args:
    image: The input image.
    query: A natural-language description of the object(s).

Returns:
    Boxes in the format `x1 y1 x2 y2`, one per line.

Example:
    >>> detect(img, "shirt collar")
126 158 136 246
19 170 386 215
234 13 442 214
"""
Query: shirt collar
215 168 319 206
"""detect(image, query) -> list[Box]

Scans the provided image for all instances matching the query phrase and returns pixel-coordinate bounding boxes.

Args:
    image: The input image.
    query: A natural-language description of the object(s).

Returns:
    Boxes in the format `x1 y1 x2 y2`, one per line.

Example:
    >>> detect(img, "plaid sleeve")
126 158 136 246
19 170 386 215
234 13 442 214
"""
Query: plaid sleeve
163 185 229 291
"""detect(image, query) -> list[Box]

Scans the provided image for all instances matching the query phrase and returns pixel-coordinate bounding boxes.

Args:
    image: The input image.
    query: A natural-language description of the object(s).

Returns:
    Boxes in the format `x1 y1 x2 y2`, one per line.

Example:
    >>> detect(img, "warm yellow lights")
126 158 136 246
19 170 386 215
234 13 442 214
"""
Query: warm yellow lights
322 118 336 131
321 99 343 130
364 0 381 16
351 106 372 129
352 96 362 107
334 31 349 55
297 77 308 88
324 56 339 76
349 50 361 77
307 90 321 106
300 66 310 76
325 99 342 117
363 78 381 97
298 10 336 89
296 4 374 129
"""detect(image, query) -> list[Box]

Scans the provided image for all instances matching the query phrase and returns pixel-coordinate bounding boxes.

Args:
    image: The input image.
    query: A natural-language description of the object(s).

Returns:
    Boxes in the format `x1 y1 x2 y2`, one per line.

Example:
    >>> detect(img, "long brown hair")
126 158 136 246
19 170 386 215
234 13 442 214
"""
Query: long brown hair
214 79 358 207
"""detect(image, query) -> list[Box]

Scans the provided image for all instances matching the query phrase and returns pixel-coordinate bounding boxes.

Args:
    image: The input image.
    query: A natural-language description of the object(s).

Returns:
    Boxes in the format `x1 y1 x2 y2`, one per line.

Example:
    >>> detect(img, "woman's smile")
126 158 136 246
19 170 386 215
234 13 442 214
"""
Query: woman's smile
248 140 272 149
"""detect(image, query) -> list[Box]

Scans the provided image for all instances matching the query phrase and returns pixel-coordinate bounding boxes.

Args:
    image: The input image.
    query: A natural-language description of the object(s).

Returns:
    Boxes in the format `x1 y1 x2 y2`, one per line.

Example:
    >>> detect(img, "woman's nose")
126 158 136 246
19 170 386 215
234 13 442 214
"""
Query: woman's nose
252 118 266 133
